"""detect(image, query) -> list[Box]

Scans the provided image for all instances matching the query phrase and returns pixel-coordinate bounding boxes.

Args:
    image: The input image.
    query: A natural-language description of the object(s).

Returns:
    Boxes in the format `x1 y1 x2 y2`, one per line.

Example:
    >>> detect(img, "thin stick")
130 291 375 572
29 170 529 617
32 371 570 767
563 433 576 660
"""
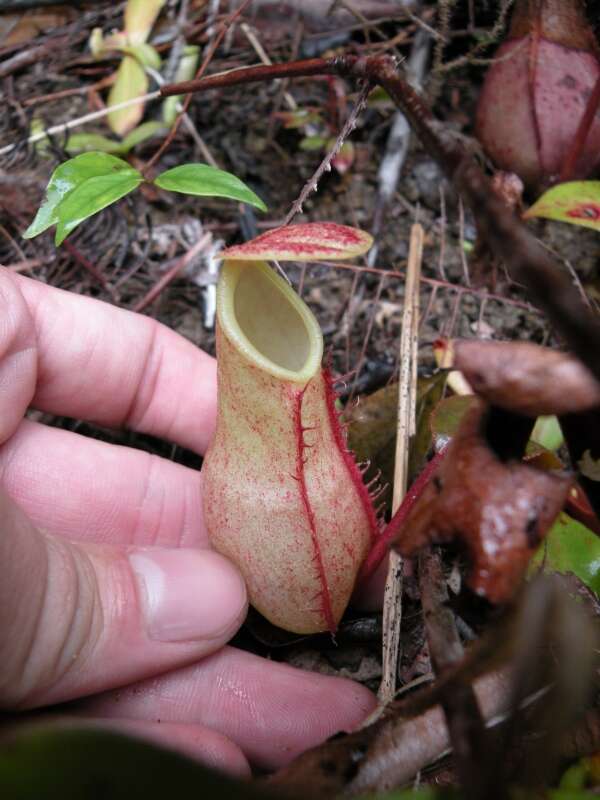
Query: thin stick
145 66 217 167
378 222 424 705
0 91 161 157
63 240 116 299
284 78 371 225
240 22 299 112
142 0 252 174
132 233 211 313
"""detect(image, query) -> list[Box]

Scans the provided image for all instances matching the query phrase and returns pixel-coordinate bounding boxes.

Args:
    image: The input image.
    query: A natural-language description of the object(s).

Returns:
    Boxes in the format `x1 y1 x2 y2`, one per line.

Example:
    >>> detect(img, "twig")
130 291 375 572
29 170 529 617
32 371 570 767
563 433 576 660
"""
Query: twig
284 78 371 225
144 66 217 167
347 270 386 404
0 90 161 157
63 240 116 300
369 20 430 267
434 0 515 75
0 39 64 80
378 223 423 705
317 258 542 314
3 257 48 272
142 0 251 175
0 222 26 261
21 76 114 108
286 78 371 293
240 22 299 113
160 57 338 97
437 184 448 280
132 233 211 313
419 548 489 800
458 196 471 286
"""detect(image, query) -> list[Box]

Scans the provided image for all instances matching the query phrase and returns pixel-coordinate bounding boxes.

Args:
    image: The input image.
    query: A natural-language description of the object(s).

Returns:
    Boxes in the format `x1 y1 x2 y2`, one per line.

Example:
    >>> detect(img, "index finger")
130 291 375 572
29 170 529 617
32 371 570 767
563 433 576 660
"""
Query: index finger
11 271 217 454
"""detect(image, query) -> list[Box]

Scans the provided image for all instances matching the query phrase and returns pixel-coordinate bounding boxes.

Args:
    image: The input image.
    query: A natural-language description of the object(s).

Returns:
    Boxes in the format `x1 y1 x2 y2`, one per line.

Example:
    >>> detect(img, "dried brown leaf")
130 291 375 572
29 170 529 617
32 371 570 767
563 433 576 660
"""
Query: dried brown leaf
397 400 572 603
454 339 600 417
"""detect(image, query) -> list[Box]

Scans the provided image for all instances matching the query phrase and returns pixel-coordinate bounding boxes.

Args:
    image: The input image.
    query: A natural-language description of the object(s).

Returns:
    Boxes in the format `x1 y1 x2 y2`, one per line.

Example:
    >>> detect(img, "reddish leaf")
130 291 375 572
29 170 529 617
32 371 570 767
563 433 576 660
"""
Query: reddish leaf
221 223 373 262
524 181 600 231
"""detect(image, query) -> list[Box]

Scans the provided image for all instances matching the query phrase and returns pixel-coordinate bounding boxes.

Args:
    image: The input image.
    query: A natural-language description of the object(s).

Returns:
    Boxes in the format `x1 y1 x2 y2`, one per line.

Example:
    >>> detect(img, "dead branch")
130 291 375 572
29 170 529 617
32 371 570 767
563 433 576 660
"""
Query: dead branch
272 575 598 796
269 661 514 797
419 548 490 800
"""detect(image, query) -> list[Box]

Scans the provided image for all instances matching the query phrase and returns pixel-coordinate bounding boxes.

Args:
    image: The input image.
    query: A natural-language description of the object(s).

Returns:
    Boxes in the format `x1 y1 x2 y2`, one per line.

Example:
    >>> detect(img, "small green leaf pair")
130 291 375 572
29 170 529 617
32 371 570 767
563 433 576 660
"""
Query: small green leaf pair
66 120 167 156
23 152 267 246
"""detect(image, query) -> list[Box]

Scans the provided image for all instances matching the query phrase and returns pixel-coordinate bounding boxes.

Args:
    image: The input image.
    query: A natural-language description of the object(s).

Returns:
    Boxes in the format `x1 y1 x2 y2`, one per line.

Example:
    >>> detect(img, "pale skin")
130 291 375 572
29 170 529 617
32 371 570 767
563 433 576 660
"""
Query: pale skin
0 267 377 775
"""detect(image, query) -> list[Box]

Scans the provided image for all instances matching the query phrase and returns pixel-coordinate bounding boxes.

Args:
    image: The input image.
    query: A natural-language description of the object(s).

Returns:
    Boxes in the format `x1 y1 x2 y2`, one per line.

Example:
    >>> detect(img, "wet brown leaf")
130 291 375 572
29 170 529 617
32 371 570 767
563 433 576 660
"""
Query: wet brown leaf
454 339 600 417
397 400 572 603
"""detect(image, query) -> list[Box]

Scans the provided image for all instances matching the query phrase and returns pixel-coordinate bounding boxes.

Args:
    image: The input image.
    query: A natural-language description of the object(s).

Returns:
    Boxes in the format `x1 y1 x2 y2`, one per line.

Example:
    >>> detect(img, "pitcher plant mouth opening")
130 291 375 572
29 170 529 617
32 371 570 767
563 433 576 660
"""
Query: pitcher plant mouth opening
218 259 323 384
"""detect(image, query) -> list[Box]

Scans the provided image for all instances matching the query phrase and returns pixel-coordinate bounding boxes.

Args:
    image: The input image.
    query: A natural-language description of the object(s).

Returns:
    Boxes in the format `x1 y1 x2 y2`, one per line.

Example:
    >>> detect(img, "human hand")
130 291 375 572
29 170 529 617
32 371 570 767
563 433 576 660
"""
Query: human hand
0 269 376 775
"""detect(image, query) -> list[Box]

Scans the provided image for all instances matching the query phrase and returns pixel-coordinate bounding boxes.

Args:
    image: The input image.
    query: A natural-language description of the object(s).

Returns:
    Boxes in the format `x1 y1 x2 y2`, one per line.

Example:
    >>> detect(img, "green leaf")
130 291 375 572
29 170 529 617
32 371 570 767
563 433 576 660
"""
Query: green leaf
367 86 393 108
430 394 477 449
531 512 600 594
55 171 142 245
122 42 161 69
359 790 449 800
89 26 105 57
120 120 165 151
23 152 140 240
67 123 165 156
66 133 124 154
124 0 166 44
523 181 600 231
299 135 327 151
531 415 564 451
275 109 322 129
30 117 50 154
154 164 267 211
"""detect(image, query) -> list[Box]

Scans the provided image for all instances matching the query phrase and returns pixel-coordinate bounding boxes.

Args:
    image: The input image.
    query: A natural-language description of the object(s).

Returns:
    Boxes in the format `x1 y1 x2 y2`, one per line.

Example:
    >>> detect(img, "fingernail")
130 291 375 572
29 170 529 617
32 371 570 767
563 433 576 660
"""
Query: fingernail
129 549 247 642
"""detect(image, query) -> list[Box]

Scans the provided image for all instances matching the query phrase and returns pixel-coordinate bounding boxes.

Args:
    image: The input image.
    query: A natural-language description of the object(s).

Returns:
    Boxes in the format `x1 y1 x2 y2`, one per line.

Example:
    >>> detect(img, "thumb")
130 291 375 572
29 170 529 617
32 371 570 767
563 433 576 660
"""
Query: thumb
0 488 247 710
